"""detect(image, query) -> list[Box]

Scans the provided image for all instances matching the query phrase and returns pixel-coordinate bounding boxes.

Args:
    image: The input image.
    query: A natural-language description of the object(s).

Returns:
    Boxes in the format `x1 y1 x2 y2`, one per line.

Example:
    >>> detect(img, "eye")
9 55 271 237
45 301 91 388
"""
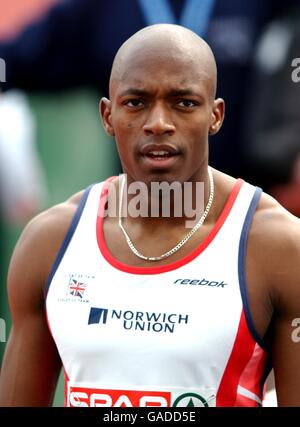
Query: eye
124 99 144 108
177 99 199 108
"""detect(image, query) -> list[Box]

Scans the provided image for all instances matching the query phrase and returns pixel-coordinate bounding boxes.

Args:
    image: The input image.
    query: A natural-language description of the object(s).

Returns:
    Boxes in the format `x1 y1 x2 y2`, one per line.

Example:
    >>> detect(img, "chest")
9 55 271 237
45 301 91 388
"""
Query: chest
103 216 215 267
46 252 244 386
103 217 272 341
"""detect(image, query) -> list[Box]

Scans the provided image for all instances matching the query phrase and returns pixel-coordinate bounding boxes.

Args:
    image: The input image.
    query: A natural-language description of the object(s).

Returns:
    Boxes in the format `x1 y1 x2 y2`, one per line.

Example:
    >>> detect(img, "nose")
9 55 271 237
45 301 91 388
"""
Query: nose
143 103 175 136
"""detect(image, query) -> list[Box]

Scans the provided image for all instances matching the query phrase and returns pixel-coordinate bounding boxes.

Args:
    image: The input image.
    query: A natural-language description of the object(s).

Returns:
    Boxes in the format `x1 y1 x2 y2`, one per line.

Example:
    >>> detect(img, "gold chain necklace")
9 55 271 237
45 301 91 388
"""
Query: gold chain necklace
118 167 214 261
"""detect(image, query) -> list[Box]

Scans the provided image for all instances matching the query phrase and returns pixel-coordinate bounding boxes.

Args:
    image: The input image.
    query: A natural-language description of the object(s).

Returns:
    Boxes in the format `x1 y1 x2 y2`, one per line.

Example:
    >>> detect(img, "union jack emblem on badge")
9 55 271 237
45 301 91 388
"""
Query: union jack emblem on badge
68 278 87 298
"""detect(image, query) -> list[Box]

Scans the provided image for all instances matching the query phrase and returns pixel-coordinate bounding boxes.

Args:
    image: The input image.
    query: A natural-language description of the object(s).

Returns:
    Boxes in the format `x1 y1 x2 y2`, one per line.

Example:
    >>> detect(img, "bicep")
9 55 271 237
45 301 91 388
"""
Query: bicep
272 315 300 406
0 314 61 406
0 217 62 406
271 230 300 406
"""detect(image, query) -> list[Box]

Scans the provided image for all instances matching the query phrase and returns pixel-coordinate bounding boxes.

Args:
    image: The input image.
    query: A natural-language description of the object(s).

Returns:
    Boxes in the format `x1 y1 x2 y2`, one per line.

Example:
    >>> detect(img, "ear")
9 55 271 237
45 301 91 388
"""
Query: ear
100 97 115 136
209 98 225 136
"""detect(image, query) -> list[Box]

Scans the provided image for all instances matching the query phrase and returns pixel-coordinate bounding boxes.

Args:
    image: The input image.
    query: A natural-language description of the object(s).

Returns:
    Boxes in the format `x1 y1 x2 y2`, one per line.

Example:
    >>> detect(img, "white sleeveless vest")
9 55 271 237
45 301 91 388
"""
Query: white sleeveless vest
45 177 270 407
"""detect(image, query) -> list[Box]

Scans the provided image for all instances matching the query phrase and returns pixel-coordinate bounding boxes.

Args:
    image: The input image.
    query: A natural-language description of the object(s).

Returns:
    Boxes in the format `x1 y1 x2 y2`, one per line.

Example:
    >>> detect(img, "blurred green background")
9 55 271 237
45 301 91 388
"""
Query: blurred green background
0 88 119 406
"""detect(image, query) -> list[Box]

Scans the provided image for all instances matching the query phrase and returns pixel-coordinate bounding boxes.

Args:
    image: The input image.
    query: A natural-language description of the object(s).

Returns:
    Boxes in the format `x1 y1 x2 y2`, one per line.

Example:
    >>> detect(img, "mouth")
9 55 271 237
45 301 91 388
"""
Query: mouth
145 150 176 160
140 144 181 169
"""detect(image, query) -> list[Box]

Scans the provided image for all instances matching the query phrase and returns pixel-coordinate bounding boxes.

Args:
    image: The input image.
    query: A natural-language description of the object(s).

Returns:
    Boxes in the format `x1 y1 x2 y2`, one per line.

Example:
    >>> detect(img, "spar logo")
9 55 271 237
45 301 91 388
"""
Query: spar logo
68 387 214 407
88 307 189 333
173 393 213 407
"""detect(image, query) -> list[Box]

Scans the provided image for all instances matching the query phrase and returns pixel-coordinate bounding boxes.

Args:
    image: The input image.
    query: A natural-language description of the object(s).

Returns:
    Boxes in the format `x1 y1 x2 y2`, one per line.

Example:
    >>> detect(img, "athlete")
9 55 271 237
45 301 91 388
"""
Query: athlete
0 24 300 407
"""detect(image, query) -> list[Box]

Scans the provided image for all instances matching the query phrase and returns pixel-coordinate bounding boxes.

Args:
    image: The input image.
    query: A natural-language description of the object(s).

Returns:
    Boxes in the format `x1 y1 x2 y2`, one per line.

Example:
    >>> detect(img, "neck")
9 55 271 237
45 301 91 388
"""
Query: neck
116 167 215 262
118 168 213 229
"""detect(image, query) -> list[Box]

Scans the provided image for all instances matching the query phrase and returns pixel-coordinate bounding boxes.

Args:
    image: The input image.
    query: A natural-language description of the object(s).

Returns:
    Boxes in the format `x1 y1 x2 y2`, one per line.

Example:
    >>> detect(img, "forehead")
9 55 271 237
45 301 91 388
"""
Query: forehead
112 45 213 96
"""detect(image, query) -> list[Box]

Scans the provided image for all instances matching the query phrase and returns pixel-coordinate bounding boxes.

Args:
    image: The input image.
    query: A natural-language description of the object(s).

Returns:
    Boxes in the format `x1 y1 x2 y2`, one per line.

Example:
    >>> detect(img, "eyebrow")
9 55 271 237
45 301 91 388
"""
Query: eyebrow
118 88 203 98
167 88 202 97
118 88 149 98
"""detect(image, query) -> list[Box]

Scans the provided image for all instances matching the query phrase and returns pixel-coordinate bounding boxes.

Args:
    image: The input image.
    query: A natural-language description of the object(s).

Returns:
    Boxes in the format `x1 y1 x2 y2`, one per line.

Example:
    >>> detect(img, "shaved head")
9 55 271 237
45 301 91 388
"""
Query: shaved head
101 24 225 187
109 24 217 101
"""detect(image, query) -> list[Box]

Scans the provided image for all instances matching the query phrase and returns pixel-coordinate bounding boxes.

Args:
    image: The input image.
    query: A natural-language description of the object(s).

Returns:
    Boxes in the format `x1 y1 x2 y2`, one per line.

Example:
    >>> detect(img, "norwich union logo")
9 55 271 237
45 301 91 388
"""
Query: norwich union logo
88 306 189 333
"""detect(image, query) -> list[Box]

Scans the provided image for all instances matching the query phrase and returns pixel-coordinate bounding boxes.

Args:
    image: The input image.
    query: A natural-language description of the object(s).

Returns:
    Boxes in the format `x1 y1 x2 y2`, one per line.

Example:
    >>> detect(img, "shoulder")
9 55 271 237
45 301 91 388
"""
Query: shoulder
251 190 300 251
7 190 86 303
19 190 85 256
249 190 300 313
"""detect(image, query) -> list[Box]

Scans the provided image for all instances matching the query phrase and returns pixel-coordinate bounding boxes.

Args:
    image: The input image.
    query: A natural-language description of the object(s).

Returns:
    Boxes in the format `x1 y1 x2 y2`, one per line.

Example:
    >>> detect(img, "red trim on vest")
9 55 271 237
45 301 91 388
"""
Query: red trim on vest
238 343 267 402
64 370 70 407
96 177 244 275
234 394 259 407
46 308 71 407
216 310 266 406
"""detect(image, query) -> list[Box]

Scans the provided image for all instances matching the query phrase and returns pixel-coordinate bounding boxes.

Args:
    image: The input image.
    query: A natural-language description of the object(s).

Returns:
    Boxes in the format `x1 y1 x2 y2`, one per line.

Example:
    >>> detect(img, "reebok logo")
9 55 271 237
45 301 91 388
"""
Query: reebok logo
173 278 228 287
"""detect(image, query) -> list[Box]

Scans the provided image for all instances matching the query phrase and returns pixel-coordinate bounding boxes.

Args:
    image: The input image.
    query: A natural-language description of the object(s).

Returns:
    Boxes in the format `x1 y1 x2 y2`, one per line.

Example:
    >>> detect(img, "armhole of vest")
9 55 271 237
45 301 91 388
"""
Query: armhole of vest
238 186 269 351
44 184 94 300
260 353 273 400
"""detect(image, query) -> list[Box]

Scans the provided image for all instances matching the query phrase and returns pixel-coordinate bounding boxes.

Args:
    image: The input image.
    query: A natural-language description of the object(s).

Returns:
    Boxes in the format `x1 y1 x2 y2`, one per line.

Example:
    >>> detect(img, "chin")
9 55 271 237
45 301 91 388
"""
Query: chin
145 171 183 184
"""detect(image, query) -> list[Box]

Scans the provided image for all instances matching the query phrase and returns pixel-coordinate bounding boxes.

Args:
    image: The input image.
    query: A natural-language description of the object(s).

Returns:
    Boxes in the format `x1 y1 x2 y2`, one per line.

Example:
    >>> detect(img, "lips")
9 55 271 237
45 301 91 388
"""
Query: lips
146 150 173 159
140 144 179 158
140 144 181 169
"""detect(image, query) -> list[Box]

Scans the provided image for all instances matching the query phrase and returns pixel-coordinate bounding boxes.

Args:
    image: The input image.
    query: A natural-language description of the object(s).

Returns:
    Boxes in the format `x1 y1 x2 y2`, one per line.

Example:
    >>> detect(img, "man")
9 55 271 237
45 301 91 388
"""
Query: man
0 24 300 407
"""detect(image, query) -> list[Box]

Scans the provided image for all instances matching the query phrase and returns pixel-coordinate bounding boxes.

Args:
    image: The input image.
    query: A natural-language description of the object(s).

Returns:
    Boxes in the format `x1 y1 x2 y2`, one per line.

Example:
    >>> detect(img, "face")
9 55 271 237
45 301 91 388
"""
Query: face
101 46 224 186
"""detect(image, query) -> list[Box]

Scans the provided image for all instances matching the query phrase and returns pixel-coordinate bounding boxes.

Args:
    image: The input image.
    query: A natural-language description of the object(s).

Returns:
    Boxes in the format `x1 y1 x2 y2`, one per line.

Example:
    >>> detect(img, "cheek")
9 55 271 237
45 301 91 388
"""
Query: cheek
186 126 209 158
113 117 138 135
119 119 133 129
180 112 210 133
113 126 138 164
114 126 136 147
185 123 209 145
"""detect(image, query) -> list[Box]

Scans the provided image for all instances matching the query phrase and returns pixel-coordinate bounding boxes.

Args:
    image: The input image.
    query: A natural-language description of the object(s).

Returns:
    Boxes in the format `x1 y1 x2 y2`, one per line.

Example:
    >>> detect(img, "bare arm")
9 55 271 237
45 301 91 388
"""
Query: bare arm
253 198 300 406
0 193 83 406
271 217 300 406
